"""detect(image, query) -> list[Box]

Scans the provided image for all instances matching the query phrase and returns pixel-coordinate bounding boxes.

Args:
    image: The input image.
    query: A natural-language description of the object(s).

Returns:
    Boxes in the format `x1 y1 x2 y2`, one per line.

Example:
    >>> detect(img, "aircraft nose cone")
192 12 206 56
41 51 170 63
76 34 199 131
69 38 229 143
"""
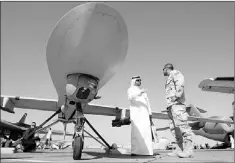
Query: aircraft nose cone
46 2 128 105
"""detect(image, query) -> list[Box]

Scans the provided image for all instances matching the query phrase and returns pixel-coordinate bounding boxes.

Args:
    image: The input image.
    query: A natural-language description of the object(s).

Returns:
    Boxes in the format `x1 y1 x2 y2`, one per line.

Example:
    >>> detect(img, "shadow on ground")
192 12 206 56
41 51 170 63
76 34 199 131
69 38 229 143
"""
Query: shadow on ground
83 151 160 160
1 157 33 159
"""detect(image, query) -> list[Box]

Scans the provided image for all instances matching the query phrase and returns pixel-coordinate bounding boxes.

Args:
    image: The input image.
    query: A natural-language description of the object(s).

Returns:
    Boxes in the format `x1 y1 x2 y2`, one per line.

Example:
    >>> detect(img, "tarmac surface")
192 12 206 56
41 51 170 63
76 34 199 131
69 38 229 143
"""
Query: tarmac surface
1 148 234 163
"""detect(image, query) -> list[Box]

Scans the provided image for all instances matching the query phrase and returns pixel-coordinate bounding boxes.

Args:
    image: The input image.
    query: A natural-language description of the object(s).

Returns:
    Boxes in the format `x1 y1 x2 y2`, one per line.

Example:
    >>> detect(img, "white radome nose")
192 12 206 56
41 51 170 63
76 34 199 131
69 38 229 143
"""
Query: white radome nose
46 2 128 104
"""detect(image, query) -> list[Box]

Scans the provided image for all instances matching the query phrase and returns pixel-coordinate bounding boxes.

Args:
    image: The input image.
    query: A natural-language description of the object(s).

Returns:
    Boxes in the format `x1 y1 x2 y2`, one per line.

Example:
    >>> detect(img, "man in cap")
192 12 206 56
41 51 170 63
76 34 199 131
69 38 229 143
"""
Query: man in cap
163 63 194 158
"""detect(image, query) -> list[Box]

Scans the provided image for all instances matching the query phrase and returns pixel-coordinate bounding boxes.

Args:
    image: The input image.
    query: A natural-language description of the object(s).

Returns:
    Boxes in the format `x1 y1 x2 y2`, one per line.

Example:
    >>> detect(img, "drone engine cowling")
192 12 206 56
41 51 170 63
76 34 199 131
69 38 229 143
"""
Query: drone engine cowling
203 117 234 134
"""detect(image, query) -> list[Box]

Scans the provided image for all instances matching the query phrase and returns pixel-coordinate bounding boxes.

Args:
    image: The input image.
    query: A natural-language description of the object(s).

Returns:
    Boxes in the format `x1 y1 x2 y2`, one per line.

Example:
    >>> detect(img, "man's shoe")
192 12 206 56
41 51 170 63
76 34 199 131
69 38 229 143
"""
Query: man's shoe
131 153 137 156
177 140 194 158
167 142 183 157
167 150 180 157
177 150 194 158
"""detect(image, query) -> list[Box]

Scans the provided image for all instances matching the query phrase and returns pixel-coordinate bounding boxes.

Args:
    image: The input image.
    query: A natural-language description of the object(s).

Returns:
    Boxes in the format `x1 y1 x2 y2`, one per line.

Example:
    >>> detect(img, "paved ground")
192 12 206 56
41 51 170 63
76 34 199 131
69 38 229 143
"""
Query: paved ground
1 148 234 163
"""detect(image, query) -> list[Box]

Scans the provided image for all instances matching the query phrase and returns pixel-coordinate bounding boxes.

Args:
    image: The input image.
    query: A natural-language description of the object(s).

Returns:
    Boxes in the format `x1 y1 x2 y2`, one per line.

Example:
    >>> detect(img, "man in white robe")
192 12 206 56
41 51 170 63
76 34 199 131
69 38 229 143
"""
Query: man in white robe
127 76 153 156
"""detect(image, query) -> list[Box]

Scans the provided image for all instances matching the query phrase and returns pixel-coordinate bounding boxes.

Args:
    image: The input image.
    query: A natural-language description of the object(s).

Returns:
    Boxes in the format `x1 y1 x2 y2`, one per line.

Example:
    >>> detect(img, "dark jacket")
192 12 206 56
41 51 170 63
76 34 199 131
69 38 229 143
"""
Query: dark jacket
22 128 38 141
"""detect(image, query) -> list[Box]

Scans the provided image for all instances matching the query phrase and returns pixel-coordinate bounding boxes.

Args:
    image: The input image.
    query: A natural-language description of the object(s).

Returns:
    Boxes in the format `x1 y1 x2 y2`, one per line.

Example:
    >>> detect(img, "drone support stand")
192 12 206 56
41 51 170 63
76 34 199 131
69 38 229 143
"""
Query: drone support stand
35 120 60 134
84 118 112 149
83 129 107 148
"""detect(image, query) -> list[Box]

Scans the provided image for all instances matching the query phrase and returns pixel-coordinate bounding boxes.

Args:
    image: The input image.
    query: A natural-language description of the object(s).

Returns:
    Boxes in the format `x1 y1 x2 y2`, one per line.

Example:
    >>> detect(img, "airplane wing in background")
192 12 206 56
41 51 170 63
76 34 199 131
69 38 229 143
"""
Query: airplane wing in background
0 106 15 113
1 95 233 125
1 96 58 113
198 77 234 94
85 105 233 124
0 119 27 131
152 112 234 124
0 95 120 115
154 122 199 132
155 126 170 131
0 119 73 137
187 116 233 124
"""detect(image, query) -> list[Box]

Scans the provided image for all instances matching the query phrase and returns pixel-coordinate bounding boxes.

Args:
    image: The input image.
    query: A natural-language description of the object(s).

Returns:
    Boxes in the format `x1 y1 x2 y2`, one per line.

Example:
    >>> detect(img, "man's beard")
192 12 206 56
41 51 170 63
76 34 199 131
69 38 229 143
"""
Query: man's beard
163 72 168 76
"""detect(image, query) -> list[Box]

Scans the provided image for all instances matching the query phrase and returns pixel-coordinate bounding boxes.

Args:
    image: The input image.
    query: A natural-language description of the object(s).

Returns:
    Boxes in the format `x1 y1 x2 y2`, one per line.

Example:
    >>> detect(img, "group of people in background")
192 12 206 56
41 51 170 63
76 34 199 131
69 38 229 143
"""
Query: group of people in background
127 63 194 158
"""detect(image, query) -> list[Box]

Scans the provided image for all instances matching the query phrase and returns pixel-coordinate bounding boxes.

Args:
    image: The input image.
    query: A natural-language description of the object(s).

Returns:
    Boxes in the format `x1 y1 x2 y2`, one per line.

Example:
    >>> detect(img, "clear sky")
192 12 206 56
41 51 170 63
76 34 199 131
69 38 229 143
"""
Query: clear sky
1 2 234 147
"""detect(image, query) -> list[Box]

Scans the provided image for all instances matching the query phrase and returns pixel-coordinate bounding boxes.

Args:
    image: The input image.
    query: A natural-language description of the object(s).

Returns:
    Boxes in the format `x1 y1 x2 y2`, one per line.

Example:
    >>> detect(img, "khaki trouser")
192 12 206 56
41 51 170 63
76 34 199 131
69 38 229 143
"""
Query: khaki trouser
167 104 194 147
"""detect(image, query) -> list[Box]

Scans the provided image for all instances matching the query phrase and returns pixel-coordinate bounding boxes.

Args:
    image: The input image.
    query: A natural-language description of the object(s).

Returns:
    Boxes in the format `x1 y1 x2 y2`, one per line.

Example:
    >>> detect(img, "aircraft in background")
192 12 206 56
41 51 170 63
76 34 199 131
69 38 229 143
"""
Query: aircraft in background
199 76 234 115
0 2 233 160
155 104 234 146
155 77 234 148
199 76 234 148
198 77 234 94
0 113 73 148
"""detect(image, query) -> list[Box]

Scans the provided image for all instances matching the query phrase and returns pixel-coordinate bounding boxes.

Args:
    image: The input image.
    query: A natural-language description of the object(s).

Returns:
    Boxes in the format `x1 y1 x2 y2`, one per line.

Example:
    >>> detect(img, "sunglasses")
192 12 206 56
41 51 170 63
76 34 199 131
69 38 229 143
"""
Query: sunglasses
136 79 141 82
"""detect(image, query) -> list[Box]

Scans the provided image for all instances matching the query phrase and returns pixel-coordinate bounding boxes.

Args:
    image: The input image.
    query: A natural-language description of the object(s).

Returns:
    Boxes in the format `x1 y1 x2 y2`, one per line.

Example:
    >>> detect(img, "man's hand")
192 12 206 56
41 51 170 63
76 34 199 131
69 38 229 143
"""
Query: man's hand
141 89 147 94
171 95 178 102
166 107 173 120
175 86 184 98
94 95 101 99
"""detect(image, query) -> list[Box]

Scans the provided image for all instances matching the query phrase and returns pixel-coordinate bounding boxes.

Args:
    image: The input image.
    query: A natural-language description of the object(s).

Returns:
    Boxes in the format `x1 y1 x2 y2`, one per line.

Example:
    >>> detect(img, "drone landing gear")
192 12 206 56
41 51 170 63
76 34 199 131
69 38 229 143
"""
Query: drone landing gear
73 135 84 160
72 102 113 160
72 103 85 160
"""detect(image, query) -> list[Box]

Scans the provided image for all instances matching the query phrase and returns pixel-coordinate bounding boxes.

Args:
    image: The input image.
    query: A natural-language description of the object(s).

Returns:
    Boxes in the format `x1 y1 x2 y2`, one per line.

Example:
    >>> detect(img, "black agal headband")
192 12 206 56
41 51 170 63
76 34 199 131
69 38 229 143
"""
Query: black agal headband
132 76 140 79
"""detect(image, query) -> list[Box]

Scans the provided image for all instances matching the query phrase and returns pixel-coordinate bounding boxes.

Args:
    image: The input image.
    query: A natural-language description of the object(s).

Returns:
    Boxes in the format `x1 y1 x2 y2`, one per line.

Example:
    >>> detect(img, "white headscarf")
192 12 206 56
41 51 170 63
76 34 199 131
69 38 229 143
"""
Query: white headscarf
128 76 142 100
130 76 141 87
128 76 152 115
